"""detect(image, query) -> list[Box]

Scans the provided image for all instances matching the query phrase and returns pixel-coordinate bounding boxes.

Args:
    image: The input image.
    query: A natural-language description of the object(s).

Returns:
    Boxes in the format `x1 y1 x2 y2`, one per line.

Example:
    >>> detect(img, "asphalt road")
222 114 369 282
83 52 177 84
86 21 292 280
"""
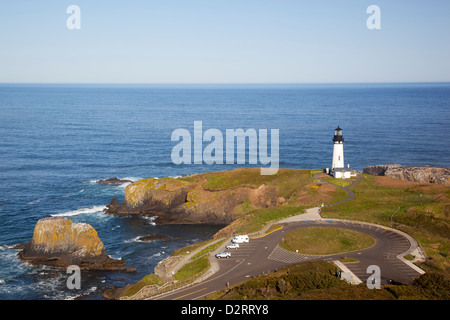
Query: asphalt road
152 219 422 300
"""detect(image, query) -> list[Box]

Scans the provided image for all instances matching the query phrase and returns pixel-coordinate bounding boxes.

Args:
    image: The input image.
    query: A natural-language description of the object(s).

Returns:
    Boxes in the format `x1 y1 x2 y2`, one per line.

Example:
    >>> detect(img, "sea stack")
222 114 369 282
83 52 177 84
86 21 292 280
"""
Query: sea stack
18 216 126 271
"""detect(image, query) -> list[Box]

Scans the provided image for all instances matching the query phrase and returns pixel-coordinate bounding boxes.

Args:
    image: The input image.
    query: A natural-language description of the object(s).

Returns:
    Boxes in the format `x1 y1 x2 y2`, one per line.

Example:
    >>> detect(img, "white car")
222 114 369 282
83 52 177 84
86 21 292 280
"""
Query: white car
226 243 239 249
231 235 249 244
215 251 231 259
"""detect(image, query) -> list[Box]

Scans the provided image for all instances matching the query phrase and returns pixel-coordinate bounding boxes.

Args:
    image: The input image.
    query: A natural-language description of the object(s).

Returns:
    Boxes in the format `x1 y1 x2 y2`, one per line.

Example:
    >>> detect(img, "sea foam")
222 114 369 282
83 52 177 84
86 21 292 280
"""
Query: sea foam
51 205 107 217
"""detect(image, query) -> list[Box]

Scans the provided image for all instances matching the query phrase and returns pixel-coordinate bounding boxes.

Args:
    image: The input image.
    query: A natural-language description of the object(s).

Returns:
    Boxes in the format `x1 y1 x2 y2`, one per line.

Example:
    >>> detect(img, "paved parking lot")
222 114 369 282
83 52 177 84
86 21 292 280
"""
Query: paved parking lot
153 218 424 300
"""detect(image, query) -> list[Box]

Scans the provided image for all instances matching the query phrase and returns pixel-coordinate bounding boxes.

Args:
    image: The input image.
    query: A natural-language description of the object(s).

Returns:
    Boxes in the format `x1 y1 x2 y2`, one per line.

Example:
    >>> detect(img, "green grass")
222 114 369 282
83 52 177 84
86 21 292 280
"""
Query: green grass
191 239 226 260
340 258 359 263
203 168 313 199
322 183 349 204
404 254 415 261
174 255 210 281
172 239 224 282
280 227 375 255
319 175 355 187
321 174 439 224
266 224 283 234
120 274 164 298
310 169 324 182
171 239 215 257
234 204 305 235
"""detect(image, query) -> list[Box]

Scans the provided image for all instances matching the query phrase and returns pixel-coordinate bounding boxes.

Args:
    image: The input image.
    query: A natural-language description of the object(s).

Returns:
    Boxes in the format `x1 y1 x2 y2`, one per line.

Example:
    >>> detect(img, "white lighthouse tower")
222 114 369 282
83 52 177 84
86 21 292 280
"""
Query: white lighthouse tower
331 126 350 179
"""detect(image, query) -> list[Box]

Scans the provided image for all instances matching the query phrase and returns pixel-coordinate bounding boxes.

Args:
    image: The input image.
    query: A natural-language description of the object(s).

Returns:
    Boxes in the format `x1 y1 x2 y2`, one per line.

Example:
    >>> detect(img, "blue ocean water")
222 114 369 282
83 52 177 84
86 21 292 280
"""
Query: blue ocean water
0 83 449 299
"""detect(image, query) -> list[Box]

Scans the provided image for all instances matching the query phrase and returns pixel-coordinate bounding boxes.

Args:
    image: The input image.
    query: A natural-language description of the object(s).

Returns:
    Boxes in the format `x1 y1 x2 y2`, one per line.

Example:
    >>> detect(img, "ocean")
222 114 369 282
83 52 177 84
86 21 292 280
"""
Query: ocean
0 83 449 299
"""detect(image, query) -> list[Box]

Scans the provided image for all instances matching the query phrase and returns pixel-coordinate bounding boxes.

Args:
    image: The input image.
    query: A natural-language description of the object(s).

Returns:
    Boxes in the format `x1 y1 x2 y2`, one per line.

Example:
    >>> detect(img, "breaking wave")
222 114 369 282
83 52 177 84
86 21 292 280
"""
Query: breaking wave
51 205 107 217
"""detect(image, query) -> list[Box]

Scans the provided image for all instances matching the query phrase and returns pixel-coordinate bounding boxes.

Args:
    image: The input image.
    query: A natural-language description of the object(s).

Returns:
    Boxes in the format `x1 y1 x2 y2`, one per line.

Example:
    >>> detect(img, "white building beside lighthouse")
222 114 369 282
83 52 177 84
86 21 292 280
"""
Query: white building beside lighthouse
331 126 351 179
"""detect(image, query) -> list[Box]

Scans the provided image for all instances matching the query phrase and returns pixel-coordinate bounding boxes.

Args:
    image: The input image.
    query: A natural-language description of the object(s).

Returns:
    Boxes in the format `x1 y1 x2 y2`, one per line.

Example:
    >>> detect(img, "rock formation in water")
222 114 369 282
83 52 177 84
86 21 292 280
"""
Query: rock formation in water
363 164 450 186
97 177 132 184
137 234 180 242
18 217 126 271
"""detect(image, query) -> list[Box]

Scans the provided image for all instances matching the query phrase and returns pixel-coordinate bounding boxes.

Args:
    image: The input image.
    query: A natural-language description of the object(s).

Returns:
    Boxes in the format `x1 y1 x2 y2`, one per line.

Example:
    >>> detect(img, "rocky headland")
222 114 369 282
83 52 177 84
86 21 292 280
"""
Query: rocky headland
104 168 281 224
363 164 450 186
18 216 127 271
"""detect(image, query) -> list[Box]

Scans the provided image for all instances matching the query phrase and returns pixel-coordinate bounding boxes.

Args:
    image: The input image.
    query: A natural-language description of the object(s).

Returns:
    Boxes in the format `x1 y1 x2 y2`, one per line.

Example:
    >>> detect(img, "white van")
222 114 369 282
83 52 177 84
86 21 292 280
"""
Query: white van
231 235 249 244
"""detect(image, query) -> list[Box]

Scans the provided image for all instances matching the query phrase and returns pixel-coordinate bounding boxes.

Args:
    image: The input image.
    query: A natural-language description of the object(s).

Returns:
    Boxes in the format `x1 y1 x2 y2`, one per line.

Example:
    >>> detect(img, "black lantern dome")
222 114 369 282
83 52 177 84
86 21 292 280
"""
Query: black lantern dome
333 126 344 142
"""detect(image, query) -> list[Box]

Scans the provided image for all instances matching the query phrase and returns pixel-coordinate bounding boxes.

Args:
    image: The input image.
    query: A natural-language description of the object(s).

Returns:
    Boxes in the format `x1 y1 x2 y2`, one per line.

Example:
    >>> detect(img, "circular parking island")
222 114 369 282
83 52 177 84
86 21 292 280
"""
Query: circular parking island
280 226 376 255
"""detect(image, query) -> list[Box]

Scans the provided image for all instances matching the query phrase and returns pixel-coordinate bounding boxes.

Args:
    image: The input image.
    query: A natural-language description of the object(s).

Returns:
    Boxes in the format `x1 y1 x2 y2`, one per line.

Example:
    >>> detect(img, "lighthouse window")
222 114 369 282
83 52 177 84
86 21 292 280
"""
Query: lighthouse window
338 156 340 161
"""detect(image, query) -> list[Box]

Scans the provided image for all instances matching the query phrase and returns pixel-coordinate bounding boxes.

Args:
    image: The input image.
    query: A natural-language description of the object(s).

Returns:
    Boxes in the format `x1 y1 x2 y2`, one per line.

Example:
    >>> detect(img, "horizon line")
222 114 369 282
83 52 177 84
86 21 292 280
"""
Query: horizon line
1 81 450 86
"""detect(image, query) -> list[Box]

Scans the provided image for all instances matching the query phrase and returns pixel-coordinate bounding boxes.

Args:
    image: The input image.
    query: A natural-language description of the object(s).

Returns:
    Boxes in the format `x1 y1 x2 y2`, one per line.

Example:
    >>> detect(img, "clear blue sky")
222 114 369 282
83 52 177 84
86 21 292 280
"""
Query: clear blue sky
1 0 449 83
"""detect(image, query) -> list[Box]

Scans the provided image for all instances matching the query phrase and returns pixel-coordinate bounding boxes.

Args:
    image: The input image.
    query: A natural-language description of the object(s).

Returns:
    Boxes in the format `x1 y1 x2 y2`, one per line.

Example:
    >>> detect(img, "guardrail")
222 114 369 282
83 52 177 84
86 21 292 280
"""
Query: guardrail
121 264 211 300
120 246 222 300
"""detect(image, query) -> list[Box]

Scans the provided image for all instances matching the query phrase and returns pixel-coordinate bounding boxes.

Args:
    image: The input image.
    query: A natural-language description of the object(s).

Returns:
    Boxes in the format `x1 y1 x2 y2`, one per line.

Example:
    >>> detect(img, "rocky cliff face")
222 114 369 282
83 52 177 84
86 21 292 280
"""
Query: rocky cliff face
105 176 279 224
18 217 126 270
363 164 450 186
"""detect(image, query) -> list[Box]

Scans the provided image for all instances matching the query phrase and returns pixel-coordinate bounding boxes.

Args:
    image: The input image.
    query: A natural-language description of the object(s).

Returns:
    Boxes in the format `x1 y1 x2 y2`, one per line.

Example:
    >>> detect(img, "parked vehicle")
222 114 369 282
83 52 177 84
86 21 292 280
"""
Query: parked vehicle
231 235 249 244
226 243 239 249
215 251 231 259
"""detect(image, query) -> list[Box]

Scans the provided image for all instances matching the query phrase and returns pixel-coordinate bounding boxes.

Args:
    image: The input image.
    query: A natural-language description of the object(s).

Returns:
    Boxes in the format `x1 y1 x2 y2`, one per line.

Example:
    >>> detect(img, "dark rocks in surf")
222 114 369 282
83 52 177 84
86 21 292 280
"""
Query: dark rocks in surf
137 234 180 242
97 177 132 185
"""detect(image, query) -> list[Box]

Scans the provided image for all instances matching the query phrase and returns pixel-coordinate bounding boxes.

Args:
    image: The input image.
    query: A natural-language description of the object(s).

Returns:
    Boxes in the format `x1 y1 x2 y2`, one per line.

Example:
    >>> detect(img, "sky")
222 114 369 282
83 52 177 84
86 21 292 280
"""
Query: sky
0 0 449 84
